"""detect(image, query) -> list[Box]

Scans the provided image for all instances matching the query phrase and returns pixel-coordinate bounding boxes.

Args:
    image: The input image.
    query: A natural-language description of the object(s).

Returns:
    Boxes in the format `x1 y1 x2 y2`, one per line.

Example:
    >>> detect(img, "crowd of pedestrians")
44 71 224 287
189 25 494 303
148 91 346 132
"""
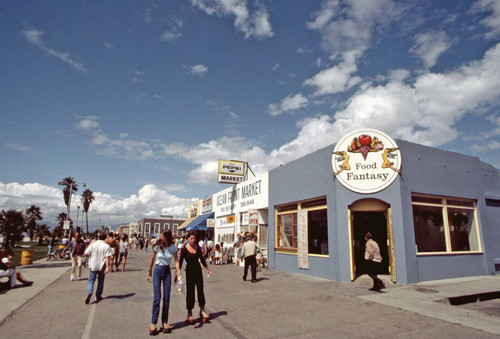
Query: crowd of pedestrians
1 227 267 335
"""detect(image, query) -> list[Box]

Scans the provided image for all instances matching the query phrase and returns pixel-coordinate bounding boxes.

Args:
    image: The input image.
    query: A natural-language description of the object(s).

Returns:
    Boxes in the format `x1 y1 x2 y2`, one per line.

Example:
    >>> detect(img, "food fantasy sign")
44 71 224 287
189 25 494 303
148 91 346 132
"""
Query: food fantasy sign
332 128 401 194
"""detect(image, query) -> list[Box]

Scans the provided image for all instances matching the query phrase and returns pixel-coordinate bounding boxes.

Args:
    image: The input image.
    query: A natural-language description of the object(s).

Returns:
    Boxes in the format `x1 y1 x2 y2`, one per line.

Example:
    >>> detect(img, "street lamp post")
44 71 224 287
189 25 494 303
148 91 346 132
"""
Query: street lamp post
76 206 80 233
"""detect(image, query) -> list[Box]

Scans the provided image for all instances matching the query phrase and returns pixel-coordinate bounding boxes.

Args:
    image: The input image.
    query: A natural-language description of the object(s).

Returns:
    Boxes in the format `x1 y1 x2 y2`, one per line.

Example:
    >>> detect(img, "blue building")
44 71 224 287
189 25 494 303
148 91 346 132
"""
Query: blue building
267 130 500 284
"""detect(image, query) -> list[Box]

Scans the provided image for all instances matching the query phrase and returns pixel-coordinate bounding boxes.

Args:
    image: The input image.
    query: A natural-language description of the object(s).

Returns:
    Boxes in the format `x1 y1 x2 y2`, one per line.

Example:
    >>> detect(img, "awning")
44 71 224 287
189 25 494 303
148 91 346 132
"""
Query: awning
178 216 197 230
184 212 215 231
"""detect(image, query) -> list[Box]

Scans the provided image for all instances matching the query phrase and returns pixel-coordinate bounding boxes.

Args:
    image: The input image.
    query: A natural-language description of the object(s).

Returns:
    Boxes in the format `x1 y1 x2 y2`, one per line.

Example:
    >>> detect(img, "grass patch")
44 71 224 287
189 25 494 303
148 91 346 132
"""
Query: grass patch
9 243 49 266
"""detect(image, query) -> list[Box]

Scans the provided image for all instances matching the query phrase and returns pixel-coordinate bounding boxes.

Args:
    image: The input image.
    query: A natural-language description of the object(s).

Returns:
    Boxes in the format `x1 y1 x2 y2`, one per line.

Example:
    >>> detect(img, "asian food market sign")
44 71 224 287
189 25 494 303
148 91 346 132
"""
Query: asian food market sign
218 160 246 184
332 128 402 194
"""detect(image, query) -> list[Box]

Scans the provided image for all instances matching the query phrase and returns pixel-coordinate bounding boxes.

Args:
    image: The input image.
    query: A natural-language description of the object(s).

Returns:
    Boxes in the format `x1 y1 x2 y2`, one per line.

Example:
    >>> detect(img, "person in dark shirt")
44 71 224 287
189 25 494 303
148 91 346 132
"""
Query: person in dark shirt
179 230 211 324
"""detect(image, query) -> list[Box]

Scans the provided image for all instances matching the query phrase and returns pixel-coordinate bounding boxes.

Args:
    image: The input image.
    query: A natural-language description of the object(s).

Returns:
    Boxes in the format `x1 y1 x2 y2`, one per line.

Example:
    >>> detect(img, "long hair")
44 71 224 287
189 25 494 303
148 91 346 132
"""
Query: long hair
159 230 173 251
187 230 197 240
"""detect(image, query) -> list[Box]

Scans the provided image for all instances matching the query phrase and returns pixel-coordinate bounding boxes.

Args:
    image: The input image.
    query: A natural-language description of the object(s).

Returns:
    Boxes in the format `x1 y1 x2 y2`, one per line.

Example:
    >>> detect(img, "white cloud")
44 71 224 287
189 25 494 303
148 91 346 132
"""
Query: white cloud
174 43 500 184
73 43 500 187
76 116 155 160
306 0 400 55
76 116 100 131
332 43 500 146
304 50 362 96
162 17 184 42
410 31 454 68
191 0 274 39
190 64 208 77
0 182 194 228
304 0 401 97
5 143 36 154
472 0 500 39
268 93 309 116
163 184 187 192
22 27 88 73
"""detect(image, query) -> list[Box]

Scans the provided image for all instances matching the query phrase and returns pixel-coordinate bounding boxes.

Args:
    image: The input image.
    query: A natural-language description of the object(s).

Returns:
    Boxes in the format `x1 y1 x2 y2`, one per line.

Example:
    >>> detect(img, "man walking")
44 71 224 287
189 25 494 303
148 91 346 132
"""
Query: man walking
84 232 111 304
63 232 86 281
241 235 259 283
364 232 385 291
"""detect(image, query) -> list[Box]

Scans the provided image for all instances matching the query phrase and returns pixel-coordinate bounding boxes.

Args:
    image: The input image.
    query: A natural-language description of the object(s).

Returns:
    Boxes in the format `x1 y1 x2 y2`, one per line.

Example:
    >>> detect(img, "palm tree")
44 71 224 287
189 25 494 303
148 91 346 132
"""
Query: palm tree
37 224 50 245
0 209 26 249
25 205 43 241
58 177 79 223
81 189 95 236
100 225 109 234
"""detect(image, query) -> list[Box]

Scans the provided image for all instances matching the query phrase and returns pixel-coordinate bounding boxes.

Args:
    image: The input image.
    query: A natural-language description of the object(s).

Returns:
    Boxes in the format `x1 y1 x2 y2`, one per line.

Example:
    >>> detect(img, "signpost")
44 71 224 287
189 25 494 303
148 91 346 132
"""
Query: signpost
297 210 309 269
218 160 246 184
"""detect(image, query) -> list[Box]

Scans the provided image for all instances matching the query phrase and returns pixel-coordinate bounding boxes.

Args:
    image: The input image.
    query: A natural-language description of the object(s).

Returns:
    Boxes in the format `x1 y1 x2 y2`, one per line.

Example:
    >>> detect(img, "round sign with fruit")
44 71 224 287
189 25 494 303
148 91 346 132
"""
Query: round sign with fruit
332 128 401 194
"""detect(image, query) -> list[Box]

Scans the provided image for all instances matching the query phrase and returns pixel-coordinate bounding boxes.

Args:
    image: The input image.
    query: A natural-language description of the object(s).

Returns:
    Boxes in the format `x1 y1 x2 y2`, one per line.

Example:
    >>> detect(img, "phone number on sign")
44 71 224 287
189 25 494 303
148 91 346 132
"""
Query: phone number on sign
240 199 254 207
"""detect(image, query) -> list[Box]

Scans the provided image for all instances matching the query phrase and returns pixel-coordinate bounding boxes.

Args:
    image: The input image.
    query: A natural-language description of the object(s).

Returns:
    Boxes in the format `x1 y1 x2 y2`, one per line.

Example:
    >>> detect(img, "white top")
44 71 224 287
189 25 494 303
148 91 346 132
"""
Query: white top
85 240 112 271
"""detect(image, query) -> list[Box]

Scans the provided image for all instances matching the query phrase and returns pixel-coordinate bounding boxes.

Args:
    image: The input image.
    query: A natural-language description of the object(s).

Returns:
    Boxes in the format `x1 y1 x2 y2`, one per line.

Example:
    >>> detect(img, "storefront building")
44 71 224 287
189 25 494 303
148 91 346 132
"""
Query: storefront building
213 172 269 251
178 199 214 240
268 129 500 284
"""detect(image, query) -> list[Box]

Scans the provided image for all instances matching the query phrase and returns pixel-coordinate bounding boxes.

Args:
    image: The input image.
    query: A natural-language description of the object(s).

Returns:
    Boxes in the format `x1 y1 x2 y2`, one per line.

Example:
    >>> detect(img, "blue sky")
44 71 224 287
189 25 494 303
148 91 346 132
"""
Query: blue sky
1 0 500 230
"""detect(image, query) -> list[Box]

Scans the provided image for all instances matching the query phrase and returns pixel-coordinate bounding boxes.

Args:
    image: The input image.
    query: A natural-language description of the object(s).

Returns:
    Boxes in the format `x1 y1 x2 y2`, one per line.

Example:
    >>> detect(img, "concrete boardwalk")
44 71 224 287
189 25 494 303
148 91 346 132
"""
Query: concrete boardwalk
1 249 500 338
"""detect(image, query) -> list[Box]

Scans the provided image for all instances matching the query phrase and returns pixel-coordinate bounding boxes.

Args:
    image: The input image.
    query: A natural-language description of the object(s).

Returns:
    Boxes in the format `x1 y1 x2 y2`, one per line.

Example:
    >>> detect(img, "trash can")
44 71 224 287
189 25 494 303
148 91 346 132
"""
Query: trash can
20 250 34 265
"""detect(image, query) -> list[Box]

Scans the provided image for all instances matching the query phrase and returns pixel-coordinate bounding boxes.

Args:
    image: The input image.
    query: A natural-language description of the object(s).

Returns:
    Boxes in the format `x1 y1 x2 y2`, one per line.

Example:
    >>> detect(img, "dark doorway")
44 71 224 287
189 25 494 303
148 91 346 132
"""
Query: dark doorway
352 211 389 280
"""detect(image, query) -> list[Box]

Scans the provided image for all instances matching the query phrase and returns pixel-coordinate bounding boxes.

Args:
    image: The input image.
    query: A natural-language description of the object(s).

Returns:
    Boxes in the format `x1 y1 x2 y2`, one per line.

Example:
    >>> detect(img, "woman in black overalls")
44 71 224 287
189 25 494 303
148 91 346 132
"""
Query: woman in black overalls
179 230 212 324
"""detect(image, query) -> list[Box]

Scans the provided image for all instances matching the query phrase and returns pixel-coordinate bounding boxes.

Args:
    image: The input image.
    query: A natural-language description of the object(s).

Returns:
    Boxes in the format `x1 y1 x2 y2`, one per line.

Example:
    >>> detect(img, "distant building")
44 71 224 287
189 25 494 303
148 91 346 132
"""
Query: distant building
116 225 129 235
137 215 185 238
128 222 138 235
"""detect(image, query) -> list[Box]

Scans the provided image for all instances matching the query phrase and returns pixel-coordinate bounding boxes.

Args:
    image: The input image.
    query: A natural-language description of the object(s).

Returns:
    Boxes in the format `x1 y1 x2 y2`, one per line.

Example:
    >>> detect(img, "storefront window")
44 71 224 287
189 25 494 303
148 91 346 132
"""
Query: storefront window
276 197 328 255
448 208 479 251
259 225 268 247
412 194 481 254
308 209 328 255
277 213 297 249
412 205 446 252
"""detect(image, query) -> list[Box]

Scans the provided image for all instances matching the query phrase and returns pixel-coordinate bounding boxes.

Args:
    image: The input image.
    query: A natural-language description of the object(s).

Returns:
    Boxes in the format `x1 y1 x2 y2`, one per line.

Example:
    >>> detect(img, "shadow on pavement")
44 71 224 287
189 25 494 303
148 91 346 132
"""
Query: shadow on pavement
170 310 228 331
23 262 72 269
253 277 269 283
102 292 136 300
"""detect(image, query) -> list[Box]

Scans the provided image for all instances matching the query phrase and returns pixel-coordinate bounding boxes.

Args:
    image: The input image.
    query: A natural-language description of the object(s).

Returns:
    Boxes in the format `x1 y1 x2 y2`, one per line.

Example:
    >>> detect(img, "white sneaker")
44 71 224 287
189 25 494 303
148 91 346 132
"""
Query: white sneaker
70 277 75 281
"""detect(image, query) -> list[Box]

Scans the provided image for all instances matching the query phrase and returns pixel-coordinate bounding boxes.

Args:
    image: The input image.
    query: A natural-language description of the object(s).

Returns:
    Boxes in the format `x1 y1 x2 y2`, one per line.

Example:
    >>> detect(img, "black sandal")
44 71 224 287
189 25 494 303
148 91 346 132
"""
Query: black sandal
149 327 158 336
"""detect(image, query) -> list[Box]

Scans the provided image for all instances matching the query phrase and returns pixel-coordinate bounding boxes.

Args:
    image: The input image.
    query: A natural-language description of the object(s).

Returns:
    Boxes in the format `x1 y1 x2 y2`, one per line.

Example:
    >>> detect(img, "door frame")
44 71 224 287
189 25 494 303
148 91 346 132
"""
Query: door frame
348 198 396 283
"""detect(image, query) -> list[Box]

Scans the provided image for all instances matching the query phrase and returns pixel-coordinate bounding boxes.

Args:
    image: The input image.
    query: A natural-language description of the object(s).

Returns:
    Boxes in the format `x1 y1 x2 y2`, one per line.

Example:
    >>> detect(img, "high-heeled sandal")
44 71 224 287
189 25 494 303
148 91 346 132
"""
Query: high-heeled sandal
185 315 195 325
149 327 158 336
199 310 209 323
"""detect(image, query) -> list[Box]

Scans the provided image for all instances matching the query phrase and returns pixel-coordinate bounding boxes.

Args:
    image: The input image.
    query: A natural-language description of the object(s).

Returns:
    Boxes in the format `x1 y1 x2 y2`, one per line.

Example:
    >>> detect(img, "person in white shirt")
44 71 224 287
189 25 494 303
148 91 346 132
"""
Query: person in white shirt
241 235 259 282
83 232 112 304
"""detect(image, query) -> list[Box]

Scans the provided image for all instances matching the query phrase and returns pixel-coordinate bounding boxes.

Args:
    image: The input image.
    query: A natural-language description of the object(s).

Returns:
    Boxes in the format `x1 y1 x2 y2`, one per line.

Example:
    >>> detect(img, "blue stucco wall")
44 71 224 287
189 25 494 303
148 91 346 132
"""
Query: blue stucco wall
268 144 338 281
268 138 500 284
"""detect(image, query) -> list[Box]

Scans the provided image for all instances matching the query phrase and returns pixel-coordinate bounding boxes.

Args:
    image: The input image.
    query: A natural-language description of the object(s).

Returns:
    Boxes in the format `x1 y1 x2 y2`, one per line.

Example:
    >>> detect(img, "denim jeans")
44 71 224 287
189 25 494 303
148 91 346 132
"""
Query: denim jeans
87 266 106 298
152 265 171 325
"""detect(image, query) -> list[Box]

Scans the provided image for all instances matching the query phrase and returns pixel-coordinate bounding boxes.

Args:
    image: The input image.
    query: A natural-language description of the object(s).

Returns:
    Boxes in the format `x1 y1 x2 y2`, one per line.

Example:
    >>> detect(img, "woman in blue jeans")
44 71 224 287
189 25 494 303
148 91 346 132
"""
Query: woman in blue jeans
147 230 180 335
